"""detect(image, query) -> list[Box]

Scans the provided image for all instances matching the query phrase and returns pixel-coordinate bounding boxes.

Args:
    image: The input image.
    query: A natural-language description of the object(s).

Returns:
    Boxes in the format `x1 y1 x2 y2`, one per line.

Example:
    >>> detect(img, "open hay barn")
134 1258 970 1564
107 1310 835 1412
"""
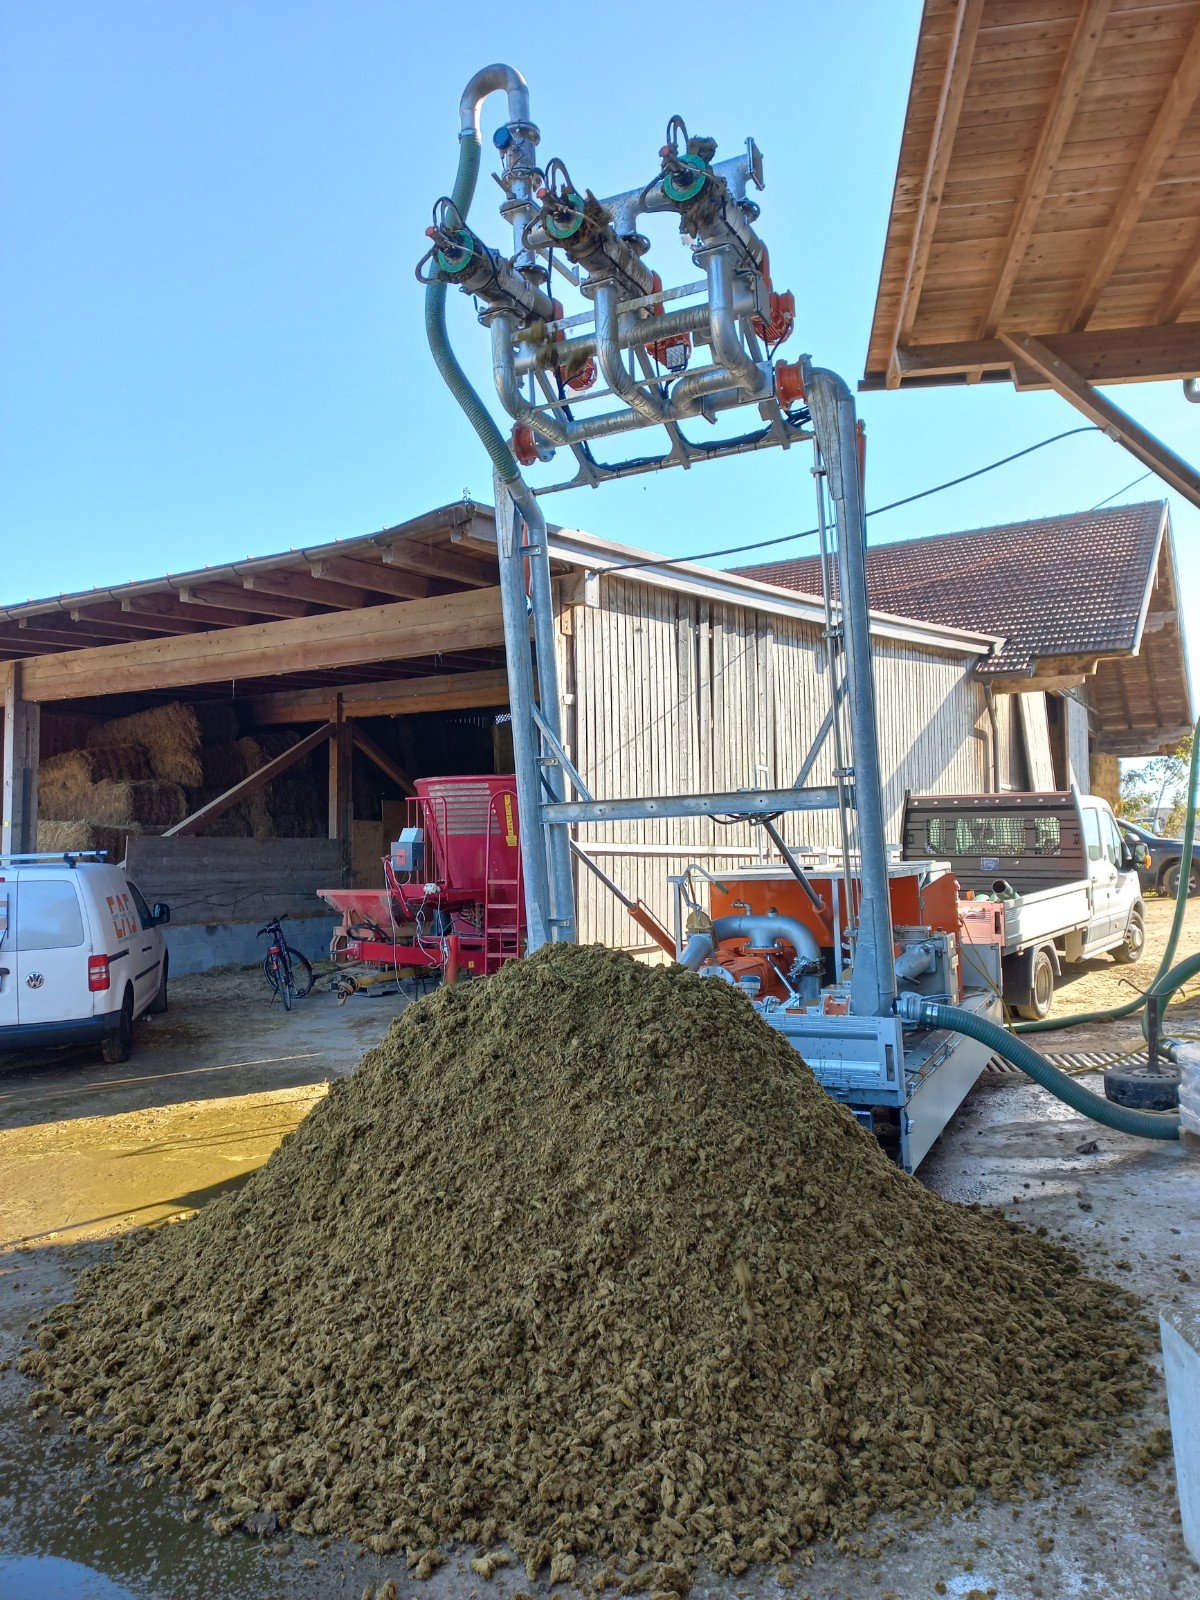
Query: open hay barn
0 497 1156 971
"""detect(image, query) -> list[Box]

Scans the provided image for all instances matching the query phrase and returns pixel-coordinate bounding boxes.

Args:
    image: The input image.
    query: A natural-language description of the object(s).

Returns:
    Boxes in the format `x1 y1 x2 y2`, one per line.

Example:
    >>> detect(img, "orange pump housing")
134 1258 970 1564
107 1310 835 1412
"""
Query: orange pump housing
707 864 963 1002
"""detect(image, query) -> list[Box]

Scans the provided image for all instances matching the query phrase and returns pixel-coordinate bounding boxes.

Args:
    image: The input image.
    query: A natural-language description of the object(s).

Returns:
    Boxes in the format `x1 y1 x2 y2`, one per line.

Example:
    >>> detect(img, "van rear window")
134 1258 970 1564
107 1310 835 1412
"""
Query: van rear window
17 882 85 951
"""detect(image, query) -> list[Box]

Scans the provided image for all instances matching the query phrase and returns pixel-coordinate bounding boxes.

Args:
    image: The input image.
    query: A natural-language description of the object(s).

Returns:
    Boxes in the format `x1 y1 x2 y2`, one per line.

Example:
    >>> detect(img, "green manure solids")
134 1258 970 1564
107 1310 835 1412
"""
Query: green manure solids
21 944 1150 1585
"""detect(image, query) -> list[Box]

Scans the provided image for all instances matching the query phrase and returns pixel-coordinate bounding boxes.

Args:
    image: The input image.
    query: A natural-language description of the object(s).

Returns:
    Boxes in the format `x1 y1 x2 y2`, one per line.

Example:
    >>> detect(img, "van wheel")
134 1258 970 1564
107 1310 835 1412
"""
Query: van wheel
150 956 169 1014
1014 949 1055 1021
1112 910 1144 965
101 990 134 1065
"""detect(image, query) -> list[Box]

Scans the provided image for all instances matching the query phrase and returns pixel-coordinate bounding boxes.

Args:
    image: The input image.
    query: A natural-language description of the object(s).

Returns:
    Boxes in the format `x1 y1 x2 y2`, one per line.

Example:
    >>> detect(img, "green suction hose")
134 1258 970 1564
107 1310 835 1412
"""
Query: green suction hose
425 132 521 485
895 993 1181 1139
1014 717 1200 1034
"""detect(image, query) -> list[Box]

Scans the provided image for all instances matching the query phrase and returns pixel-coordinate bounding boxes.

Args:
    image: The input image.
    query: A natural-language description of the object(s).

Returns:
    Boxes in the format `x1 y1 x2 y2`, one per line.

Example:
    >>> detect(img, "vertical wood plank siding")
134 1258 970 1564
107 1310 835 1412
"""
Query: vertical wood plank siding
565 579 990 951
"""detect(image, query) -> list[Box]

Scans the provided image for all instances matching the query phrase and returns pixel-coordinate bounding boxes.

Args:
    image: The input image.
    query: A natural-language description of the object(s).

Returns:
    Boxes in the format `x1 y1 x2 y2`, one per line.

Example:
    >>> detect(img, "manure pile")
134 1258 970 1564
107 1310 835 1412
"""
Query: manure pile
23 946 1150 1582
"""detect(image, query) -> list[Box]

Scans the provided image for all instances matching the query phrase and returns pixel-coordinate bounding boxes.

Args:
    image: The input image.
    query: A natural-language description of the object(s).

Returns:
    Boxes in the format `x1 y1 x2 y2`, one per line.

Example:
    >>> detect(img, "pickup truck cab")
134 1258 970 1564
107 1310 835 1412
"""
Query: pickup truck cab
0 852 170 1063
902 790 1145 1020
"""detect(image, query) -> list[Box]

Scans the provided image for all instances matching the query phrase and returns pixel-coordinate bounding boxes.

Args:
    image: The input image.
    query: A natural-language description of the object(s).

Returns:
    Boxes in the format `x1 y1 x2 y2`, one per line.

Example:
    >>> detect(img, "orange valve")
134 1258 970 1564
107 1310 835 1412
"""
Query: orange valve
752 288 795 347
774 359 805 408
559 355 597 392
512 423 539 466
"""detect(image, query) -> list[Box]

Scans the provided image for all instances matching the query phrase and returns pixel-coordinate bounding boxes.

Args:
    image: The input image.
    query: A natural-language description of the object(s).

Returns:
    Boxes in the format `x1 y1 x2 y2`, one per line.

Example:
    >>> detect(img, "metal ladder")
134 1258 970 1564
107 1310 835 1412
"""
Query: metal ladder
482 787 523 974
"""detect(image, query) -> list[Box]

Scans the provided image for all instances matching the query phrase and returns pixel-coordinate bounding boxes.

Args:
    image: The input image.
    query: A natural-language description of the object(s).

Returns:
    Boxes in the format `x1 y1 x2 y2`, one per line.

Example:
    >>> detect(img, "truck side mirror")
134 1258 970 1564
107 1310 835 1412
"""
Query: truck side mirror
152 902 170 925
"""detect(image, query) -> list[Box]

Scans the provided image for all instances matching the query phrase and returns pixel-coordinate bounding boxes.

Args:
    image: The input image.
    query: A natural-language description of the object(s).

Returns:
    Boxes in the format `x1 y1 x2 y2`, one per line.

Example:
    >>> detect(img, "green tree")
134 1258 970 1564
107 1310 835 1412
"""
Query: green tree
1123 732 1193 833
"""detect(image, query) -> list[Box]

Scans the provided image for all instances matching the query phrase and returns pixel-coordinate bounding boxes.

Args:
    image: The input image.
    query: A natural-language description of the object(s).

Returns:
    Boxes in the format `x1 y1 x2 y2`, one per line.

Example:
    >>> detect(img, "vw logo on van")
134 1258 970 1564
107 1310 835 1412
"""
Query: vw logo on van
25 973 44 989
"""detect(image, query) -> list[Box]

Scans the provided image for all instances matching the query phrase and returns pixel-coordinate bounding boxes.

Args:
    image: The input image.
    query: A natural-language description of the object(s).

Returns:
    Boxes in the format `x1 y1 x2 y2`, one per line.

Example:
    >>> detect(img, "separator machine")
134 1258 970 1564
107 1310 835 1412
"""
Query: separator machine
419 66 1000 1170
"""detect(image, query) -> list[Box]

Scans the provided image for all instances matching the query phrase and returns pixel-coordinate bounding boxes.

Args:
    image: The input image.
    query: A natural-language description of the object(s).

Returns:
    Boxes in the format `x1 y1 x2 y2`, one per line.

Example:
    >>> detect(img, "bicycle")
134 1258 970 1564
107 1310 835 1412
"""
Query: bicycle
258 917 315 1011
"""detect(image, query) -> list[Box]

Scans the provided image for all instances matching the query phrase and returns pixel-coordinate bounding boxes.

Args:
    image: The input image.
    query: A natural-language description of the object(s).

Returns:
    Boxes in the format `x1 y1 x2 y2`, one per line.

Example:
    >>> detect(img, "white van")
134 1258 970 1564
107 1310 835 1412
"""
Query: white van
0 852 170 1063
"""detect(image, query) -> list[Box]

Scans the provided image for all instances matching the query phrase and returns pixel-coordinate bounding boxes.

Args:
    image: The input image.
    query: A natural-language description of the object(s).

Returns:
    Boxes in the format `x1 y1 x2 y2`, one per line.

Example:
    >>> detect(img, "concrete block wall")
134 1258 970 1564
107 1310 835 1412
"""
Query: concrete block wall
164 916 338 976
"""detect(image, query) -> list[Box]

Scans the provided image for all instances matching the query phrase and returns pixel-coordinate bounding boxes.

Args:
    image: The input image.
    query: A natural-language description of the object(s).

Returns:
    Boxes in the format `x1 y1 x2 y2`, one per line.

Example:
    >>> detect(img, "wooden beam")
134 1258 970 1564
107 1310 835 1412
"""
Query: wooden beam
979 0 1113 339
309 555 438 600
19 618 140 644
1156 221 1200 324
2 662 40 855
122 594 256 629
20 585 513 703
998 333 1200 510
239 667 512 725
885 0 985 387
879 322 1200 387
177 583 311 620
381 538 495 588
1069 18 1200 331
165 722 335 838
243 570 370 609
350 724 416 795
74 603 212 637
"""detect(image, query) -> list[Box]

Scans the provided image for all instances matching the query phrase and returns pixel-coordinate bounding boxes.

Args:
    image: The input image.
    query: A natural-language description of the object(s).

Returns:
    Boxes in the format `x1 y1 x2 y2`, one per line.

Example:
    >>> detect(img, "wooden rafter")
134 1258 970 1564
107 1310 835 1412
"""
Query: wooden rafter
243 569 371 609
177 583 310 619
1156 220 1200 324
998 332 1200 509
308 555 439 601
121 594 254 628
1069 16 1200 332
165 722 335 839
979 0 1113 339
885 0 985 388
381 539 495 588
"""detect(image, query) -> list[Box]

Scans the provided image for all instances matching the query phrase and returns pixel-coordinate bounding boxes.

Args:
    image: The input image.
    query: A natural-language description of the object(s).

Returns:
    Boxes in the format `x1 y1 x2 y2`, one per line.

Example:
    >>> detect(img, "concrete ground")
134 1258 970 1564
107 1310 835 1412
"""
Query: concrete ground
0 907 1197 1599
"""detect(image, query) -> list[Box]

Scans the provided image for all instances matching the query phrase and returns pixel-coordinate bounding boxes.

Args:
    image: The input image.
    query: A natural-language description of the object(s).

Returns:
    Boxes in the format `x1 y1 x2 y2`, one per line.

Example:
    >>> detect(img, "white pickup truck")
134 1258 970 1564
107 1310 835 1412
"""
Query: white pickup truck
902 790 1146 1020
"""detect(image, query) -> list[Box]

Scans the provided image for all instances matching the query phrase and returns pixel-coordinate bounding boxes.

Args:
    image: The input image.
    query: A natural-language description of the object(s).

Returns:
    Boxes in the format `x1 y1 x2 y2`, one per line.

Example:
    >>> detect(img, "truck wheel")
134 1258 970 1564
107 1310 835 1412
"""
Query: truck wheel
1014 949 1055 1021
100 990 135 1065
1112 910 1144 965
1161 861 1199 898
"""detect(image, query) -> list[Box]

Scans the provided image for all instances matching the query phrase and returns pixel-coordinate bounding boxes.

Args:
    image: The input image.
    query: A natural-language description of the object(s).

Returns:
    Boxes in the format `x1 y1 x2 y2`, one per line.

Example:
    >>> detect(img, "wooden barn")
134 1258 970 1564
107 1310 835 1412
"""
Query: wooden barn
2 496 1187 964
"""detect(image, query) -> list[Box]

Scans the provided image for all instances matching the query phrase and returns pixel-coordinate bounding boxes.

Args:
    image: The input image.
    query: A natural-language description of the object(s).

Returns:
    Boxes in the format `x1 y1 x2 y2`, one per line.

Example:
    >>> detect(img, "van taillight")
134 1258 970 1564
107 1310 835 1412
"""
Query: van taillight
88 955 110 992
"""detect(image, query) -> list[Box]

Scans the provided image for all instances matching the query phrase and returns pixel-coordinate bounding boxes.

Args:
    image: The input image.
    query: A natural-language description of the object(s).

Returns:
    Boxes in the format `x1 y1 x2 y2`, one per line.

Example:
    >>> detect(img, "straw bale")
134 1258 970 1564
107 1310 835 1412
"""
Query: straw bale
87 704 204 787
199 742 249 792
35 821 135 863
39 778 187 829
23 946 1153 1578
39 745 153 785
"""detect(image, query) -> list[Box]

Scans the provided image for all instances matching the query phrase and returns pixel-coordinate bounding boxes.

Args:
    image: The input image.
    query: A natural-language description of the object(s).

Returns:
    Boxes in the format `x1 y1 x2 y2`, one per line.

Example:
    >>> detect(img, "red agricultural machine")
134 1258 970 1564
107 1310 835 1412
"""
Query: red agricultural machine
317 776 523 993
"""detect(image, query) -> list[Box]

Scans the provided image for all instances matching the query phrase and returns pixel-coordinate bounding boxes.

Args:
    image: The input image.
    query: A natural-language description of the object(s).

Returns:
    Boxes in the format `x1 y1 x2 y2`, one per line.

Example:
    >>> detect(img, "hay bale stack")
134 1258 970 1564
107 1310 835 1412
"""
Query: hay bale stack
22 946 1152 1580
36 821 135 862
39 778 188 829
238 734 326 838
87 704 206 787
39 745 153 785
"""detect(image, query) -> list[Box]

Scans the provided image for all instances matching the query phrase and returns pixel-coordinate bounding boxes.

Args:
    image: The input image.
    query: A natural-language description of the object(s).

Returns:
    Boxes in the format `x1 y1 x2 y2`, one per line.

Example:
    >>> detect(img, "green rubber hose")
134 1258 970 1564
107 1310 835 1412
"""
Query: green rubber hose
1141 948 1200 1043
1014 718 1200 1034
425 131 521 484
897 996 1181 1139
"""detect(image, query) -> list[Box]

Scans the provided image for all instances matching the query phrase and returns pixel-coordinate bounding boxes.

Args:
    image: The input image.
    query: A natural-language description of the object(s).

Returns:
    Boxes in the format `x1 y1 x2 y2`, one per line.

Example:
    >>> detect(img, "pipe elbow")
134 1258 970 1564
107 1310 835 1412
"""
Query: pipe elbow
459 65 530 136
711 913 822 970
679 932 715 971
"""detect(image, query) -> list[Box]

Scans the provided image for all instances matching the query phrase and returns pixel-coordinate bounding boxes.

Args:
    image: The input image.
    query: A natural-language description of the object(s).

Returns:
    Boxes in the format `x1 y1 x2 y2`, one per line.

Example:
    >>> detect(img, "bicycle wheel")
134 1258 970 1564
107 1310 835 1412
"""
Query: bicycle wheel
286 946 314 998
264 952 292 1011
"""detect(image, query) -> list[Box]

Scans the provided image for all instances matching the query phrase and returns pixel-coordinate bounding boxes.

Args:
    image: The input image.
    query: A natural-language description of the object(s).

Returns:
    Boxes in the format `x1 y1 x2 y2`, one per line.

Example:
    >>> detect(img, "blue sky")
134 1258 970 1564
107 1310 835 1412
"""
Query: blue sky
1 0 1196 681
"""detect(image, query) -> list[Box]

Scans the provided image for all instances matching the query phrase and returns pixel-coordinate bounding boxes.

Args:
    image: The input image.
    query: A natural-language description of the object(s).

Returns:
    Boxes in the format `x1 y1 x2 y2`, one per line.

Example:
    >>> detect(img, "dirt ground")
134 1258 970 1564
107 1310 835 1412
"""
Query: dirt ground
0 917 1197 1600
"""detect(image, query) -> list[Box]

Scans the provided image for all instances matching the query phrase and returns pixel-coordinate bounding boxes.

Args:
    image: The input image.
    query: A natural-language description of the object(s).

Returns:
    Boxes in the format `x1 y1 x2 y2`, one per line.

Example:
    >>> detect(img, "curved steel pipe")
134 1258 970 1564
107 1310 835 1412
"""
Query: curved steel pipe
711 912 823 970
595 282 669 424
459 64 530 134
706 249 767 397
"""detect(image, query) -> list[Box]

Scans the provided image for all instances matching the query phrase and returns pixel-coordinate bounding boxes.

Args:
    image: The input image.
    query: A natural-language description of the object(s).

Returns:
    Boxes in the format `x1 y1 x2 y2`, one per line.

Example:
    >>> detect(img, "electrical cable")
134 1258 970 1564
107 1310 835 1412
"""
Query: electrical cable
1092 469 1155 509
594 425 1100 575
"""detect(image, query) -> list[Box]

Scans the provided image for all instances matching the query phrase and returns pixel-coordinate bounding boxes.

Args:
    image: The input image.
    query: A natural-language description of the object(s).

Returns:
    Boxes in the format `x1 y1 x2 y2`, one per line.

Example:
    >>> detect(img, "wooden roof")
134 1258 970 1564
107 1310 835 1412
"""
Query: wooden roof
863 0 1200 390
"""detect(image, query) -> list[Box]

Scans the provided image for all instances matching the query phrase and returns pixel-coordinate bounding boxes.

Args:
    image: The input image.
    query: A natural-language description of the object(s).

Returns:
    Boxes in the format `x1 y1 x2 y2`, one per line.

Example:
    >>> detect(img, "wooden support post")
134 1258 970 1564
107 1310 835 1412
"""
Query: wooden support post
328 698 352 844
2 663 40 856
998 333 1200 511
